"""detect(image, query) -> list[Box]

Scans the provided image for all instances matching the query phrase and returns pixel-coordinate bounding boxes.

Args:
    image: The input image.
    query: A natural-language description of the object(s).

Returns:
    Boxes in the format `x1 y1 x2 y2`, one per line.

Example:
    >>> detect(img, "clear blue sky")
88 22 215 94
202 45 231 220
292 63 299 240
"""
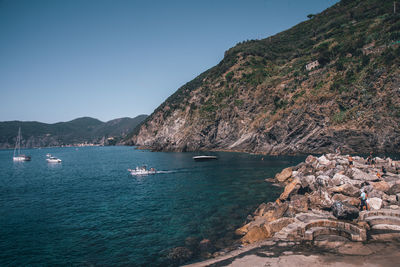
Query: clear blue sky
0 0 339 123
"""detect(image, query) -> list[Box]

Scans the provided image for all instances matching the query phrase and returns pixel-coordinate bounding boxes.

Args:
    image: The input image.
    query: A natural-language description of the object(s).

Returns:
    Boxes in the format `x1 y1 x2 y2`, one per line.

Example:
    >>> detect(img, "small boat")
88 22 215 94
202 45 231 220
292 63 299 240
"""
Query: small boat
46 153 52 157
46 156 62 163
193 155 218 161
13 127 31 161
128 166 156 176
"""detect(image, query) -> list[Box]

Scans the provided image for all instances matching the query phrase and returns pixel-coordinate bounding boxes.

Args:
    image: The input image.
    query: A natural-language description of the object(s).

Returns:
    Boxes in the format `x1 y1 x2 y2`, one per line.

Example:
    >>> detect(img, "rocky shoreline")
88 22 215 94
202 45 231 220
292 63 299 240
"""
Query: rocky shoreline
185 153 400 266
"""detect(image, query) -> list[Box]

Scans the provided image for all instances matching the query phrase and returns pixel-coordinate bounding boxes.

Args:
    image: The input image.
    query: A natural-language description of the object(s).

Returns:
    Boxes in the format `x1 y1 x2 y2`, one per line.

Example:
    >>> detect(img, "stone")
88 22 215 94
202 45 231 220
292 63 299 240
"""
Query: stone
300 175 316 191
368 189 383 198
317 155 331 165
305 155 317 164
166 247 193 264
331 173 350 186
382 194 397 204
331 201 359 220
332 194 360 206
275 167 293 183
368 197 383 210
351 168 378 181
269 217 295 233
388 184 400 195
328 184 359 197
316 175 331 188
241 224 271 244
199 239 214 254
261 202 289 222
288 195 309 214
253 202 273 217
279 178 300 201
308 190 333 209
390 205 400 209
235 223 251 236
370 181 390 193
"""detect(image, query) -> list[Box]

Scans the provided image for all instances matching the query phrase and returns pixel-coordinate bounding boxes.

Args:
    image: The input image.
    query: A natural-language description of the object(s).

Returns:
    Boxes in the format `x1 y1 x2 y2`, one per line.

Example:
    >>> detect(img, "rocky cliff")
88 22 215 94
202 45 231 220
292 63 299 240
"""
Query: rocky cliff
129 0 400 155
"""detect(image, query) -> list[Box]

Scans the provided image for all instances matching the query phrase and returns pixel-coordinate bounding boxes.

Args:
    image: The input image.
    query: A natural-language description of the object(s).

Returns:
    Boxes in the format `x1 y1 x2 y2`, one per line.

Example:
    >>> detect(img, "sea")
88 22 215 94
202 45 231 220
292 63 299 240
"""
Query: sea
0 146 304 266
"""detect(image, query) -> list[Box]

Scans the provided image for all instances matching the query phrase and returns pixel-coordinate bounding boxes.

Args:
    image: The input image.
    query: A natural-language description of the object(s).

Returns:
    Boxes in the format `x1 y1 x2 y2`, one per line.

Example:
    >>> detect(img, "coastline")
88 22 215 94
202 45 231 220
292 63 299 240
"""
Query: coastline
184 153 400 266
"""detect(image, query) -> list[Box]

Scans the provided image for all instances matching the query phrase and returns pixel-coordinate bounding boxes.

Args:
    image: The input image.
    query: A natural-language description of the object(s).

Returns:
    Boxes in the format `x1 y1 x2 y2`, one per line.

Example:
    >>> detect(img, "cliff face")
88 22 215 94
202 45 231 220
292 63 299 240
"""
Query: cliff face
129 0 400 155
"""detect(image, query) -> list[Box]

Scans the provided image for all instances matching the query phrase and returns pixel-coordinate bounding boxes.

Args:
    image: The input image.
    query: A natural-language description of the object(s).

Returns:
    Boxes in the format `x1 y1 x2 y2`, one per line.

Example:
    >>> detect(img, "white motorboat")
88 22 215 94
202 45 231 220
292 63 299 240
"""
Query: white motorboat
128 166 156 176
46 156 62 163
193 155 217 161
13 127 31 161
46 153 52 157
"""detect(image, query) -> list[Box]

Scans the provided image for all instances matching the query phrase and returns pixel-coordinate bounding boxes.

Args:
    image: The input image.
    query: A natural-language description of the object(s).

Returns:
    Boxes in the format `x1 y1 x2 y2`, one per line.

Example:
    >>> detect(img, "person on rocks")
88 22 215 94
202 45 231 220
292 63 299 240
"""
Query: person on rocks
367 152 374 165
359 191 369 211
381 165 387 174
377 171 383 180
335 147 341 155
348 156 353 167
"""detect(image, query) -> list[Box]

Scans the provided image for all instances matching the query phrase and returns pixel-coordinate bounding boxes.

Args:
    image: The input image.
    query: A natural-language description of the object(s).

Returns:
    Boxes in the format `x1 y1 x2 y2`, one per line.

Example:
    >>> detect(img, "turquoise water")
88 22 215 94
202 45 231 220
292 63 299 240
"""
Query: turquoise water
0 146 303 266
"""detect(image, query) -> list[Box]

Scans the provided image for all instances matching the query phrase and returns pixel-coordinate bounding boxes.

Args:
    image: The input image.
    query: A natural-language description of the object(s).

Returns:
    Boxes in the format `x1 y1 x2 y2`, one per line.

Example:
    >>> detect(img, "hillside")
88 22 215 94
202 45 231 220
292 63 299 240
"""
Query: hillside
128 0 400 155
0 115 147 149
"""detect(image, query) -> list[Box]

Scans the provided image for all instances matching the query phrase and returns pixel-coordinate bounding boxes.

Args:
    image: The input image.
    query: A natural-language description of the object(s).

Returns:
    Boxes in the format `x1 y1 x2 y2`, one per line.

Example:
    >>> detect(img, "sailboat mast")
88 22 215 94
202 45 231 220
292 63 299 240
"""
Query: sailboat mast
18 127 21 155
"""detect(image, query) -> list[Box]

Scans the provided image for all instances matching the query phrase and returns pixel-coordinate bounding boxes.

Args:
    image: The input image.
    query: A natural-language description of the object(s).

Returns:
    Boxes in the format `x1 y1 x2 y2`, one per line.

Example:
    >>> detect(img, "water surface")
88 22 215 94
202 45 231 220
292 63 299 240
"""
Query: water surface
0 146 304 266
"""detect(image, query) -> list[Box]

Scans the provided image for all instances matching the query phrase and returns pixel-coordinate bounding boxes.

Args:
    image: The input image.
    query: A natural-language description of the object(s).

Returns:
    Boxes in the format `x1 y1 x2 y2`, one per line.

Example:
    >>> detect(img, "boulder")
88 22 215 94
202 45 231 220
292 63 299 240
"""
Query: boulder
269 217 295 233
235 223 251 236
368 197 383 210
199 239 214 254
261 202 289 222
331 201 359 220
287 195 309 215
166 247 193 264
390 205 400 209
382 194 397 204
368 189 384 198
305 155 317 164
332 194 360 206
317 155 331 165
279 178 300 201
300 175 316 191
370 181 390 193
253 202 273 217
328 184 360 197
351 168 378 181
275 167 293 183
316 175 331 188
308 190 333 209
331 173 350 186
388 184 400 195
241 224 271 244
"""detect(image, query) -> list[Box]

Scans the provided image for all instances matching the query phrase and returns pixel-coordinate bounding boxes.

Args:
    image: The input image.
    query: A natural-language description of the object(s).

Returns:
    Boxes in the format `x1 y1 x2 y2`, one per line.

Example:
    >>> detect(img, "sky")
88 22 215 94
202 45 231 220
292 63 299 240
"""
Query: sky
0 0 339 123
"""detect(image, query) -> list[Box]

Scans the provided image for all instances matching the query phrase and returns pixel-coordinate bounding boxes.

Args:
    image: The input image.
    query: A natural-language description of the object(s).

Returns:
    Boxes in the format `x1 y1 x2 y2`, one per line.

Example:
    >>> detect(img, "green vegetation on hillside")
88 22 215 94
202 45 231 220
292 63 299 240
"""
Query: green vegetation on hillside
0 115 147 148
140 0 399 127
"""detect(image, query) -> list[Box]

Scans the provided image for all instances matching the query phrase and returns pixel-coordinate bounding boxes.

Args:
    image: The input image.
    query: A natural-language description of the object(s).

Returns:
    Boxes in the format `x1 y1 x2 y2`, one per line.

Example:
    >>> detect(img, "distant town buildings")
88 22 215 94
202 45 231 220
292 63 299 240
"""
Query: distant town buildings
305 60 320 71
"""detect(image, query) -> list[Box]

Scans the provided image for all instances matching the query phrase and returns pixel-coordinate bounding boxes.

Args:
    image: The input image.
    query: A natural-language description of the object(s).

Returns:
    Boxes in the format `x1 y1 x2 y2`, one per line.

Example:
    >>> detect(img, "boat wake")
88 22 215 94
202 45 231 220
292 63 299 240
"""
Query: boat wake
128 167 177 176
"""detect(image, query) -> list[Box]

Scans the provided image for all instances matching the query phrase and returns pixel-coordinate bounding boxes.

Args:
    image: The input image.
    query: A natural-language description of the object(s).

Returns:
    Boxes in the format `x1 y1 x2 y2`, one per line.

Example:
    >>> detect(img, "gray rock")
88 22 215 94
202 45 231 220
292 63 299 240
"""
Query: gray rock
316 175 331 188
331 201 359 220
331 173 350 186
352 168 378 181
388 184 400 195
369 197 383 210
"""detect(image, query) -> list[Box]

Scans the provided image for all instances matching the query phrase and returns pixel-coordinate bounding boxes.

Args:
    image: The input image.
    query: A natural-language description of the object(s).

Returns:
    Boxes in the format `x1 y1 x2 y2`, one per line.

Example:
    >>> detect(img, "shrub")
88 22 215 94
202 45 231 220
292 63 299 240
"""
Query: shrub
225 71 234 82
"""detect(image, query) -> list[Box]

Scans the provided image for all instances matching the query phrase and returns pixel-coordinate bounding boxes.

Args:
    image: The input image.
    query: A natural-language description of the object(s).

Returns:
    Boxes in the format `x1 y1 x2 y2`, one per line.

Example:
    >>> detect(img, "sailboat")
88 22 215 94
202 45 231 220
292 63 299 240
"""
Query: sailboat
13 127 31 161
